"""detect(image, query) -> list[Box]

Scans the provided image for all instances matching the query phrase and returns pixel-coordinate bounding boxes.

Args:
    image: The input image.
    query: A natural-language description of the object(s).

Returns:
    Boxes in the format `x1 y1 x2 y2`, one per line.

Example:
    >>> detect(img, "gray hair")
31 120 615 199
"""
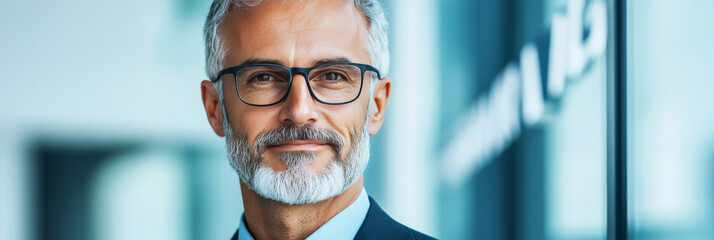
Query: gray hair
203 0 390 103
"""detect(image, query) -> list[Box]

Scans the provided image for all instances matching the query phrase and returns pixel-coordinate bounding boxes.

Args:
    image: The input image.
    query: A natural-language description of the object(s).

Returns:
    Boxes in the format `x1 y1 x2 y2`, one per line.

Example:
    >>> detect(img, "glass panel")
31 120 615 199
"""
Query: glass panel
627 0 714 239
423 0 610 239
544 0 608 238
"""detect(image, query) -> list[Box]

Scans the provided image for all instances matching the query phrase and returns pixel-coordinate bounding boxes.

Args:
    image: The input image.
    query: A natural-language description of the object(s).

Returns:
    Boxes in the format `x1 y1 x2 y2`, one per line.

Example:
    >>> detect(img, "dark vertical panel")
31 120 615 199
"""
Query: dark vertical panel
607 0 628 239
615 0 628 238
516 129 546 240
502 144 518 240
451 0 513 239
512 1 545 239
34 142 131 240
473 155 507 240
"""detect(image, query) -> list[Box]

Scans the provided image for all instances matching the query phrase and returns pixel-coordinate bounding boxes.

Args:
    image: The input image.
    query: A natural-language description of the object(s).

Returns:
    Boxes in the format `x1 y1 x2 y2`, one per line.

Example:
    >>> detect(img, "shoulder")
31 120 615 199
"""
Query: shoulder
354 197 436 240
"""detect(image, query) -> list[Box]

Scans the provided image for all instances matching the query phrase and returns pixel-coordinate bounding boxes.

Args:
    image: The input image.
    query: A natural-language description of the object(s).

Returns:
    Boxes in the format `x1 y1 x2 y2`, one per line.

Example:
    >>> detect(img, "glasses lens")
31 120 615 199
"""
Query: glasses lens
309 64 363 103
235 65 291 105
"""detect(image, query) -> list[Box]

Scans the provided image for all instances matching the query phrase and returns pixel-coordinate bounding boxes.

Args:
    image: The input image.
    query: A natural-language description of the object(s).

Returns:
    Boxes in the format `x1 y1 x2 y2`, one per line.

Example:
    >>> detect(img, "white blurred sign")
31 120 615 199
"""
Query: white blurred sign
443 0 608 187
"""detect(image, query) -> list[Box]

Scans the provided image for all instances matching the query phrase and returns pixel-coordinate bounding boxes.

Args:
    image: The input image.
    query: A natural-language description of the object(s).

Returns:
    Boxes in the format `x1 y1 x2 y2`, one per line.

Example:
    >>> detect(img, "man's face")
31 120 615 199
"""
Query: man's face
201 1 390 203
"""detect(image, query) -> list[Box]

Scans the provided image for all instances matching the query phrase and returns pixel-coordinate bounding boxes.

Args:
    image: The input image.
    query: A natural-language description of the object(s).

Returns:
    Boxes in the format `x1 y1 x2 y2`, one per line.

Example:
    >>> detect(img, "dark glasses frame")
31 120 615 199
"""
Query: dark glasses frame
212 62 382 106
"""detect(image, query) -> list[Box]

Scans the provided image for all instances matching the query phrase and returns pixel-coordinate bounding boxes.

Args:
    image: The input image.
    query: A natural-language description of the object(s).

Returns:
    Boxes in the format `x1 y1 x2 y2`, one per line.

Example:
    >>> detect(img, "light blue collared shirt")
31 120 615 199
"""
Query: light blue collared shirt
237 188 370 240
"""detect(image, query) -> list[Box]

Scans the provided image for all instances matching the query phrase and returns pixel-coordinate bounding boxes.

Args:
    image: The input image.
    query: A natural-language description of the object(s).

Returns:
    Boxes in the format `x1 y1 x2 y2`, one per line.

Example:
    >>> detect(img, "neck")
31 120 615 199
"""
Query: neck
240 176 364 240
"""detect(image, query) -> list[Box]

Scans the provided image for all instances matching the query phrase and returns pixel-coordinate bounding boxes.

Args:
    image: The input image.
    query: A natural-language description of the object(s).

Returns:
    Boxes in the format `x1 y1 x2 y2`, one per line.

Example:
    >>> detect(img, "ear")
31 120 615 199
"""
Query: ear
201 80 226 137
368 77 391 135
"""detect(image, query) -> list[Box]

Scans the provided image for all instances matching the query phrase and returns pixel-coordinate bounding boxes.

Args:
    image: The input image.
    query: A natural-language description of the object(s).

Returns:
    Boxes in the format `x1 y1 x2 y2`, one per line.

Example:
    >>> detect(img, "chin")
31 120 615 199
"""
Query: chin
251 161 348 205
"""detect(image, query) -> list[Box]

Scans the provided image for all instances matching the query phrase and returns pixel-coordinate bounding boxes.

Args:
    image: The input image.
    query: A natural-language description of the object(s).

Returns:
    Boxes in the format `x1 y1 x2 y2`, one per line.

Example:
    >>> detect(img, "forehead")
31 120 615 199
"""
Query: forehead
220 0 371 67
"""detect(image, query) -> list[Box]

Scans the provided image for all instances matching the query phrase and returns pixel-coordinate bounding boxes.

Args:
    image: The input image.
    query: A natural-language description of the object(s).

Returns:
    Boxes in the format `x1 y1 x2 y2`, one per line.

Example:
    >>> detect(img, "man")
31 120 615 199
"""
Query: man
199 0 435 239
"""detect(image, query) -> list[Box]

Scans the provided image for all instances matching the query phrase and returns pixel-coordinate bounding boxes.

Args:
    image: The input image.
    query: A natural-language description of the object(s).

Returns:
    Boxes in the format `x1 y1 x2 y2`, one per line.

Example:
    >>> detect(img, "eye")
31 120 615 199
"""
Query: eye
319 72 348 81
249 73 277 83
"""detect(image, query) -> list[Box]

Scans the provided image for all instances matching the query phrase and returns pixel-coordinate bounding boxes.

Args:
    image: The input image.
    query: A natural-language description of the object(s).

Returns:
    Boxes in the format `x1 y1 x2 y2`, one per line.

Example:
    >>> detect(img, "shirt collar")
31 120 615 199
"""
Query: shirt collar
237 188 370 240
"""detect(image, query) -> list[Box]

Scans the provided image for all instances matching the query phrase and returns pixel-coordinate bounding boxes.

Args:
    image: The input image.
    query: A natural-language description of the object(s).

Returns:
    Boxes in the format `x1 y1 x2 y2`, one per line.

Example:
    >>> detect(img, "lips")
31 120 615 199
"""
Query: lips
268 140 330 151
252 124 345 154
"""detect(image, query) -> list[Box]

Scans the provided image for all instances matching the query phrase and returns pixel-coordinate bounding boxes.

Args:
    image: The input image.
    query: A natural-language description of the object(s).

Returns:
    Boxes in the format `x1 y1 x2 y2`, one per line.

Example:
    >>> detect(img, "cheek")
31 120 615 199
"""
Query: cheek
321 100 370 145
227 107 280 143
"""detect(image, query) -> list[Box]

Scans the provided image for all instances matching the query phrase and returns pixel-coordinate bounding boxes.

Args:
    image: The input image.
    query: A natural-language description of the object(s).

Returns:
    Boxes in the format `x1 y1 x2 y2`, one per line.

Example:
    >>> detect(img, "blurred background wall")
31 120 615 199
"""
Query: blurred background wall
0 0 712 239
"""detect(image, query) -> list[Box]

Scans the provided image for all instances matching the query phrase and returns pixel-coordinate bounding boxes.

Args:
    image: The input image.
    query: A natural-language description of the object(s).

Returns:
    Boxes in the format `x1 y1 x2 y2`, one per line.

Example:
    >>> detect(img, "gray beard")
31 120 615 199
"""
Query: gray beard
223 111 371 205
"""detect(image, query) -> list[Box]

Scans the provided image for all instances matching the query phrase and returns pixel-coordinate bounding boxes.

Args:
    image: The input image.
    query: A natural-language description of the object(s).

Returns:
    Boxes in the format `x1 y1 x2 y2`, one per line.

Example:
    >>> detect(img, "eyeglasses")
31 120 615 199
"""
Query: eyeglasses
213 62 381 106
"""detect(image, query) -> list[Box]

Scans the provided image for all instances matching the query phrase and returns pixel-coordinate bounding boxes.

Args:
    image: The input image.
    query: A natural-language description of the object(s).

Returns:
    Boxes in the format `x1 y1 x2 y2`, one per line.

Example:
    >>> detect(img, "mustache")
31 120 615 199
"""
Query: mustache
253 124 345 155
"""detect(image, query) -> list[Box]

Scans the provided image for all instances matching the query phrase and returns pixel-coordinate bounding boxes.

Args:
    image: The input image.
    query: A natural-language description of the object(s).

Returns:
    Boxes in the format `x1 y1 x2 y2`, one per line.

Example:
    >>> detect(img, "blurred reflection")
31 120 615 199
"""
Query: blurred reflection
628 0 714 239
435 0 608 239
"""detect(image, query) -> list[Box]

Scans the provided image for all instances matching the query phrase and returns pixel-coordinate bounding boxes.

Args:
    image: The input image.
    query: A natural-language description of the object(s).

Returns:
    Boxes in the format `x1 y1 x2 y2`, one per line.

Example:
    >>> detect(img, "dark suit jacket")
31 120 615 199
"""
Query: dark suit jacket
231 196 436 240
354 197 435 240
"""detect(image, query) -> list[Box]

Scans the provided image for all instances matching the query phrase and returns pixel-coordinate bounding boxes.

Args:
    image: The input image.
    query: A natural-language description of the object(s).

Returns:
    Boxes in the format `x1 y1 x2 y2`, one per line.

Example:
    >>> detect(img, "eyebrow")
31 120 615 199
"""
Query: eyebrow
239 58 284 65
238 57 353 67
314 57 352 65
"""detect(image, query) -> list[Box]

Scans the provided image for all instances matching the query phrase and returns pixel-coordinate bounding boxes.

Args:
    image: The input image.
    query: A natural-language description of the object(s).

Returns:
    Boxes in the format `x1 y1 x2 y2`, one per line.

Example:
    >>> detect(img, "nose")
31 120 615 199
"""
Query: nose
277 74 319 126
